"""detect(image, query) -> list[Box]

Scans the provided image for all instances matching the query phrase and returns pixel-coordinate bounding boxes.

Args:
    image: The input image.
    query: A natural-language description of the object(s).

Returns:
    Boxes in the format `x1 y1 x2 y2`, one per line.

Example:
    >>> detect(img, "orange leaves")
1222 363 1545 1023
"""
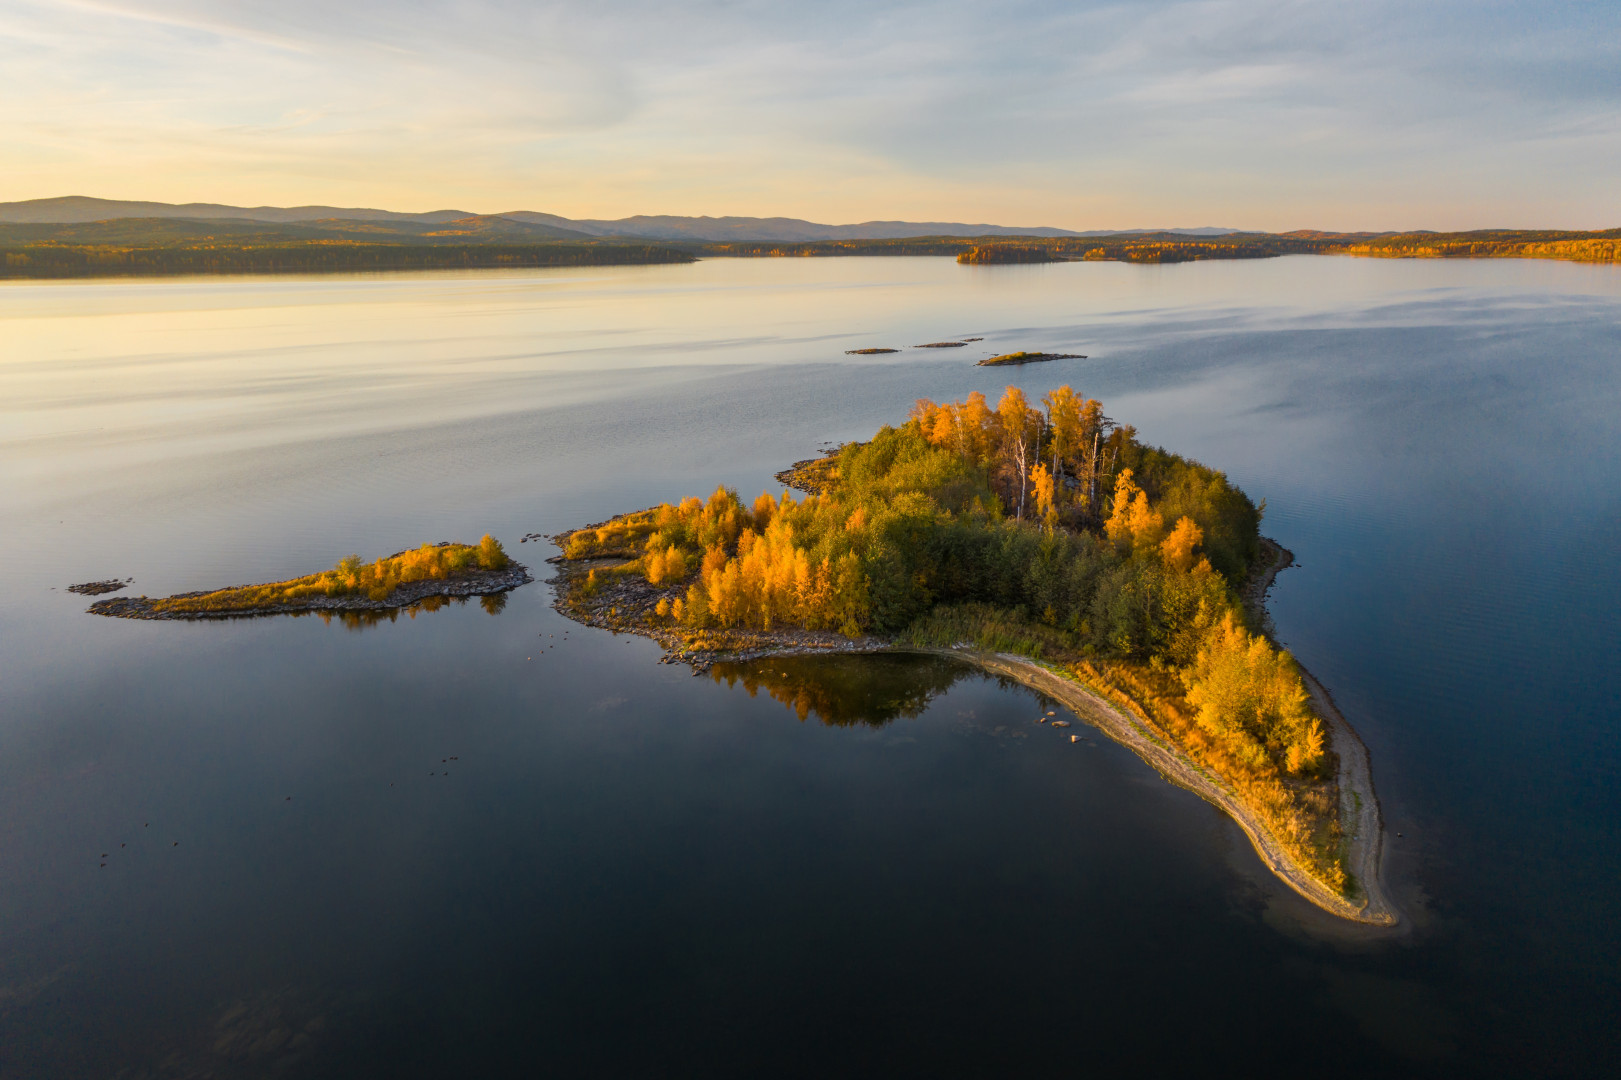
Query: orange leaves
674 512 868 636
1159 516 1204 573
996 385 1033 437
1029 462 1056 522
1105 469 1164 552
701 544 729 578
153 539 504 614
477 534 508 570
914 390 997 465
1286 720 1327 775
1181 612 1322 776
643 545 690 586
752 491 779 531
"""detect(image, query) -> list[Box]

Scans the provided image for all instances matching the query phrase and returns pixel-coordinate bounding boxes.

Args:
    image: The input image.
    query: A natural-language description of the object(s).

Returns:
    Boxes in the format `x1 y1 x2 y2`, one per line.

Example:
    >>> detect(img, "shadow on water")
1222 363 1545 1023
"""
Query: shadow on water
709 653 970 727
709 651 1056 729
318 590 511 630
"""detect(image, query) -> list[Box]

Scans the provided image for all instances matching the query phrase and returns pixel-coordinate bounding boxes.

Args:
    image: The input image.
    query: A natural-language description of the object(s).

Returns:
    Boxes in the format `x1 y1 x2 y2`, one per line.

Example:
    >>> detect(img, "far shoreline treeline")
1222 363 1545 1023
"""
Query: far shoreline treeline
0 241 695 279
703 228 1621 264
3 219 1619 279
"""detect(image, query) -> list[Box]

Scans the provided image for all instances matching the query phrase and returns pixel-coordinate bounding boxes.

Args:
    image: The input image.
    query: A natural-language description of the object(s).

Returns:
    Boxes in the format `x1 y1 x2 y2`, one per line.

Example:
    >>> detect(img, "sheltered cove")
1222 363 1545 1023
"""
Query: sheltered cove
548 532 1393 925
547 415 1397 927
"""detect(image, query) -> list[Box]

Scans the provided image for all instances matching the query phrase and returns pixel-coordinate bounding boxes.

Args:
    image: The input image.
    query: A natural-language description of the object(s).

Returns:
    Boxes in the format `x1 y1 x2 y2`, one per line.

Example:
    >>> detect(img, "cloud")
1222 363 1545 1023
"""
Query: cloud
2 0 1618 227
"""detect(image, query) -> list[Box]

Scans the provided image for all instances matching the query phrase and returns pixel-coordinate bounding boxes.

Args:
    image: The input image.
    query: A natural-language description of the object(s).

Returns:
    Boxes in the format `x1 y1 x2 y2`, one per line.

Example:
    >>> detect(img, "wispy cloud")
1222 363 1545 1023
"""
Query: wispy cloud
1 0 1617 227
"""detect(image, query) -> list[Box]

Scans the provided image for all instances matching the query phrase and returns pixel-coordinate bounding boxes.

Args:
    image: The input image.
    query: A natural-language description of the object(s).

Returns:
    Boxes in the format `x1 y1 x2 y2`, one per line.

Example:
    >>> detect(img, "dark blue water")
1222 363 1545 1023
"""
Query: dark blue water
2 257 1617 1076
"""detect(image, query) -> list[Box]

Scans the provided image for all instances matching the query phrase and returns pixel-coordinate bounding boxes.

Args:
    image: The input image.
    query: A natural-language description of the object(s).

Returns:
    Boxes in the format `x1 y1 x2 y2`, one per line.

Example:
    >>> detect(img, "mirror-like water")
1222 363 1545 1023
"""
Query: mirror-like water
2 256 1618 1076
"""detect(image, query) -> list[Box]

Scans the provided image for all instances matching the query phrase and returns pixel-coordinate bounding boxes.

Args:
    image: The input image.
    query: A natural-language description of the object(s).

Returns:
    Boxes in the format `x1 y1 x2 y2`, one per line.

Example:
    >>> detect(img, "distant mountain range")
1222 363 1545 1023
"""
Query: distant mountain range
0 196 1241 242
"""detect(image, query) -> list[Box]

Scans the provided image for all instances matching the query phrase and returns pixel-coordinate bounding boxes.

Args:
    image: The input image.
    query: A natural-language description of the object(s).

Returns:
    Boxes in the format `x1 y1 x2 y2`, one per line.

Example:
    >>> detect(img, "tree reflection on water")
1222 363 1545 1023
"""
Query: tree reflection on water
709 653 972 727
293 590 510 630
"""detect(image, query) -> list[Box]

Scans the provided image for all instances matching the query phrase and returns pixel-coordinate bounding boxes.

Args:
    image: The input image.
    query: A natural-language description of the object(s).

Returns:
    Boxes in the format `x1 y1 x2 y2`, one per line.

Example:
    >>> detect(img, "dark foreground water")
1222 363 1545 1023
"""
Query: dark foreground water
2 257 1617 1077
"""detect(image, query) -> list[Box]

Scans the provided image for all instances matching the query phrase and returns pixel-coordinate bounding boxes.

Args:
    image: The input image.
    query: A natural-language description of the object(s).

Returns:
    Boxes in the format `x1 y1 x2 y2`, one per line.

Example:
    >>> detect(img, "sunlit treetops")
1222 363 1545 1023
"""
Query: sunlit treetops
144 536 511 615
564 386 1315 767
561 385 1346 888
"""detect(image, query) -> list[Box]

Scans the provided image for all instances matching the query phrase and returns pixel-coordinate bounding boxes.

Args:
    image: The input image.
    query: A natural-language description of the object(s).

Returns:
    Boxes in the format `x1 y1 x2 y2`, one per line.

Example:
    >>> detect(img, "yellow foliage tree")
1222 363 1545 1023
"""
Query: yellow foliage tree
1029 461 1056 525
1104 469 1164 552
1182 613 1324 775
1159 516 1204 573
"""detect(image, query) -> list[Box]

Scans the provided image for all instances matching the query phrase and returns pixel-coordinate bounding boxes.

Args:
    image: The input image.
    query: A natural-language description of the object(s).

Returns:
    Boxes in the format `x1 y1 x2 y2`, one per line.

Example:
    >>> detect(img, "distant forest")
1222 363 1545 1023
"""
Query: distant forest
0 215 694 278
705 229 1621 264
0 243 694 278
2 216 1618 279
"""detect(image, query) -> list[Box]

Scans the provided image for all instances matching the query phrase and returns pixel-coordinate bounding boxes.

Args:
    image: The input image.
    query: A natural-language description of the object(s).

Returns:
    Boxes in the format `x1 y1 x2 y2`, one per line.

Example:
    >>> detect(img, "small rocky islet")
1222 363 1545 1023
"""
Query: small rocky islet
86 538 529 620
977 351 1086 367
68 578 132 596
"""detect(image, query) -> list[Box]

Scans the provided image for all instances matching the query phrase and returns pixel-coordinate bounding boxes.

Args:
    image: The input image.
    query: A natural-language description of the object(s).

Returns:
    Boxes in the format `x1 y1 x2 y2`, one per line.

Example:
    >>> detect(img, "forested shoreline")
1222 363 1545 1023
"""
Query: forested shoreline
553 388 1364 903
4 223 1618 279
700 228 1621 264
0 242 694 278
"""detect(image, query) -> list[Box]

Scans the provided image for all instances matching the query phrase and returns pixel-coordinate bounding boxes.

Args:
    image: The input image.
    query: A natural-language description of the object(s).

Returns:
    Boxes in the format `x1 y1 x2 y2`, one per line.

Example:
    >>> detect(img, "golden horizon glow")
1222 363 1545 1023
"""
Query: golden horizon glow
3 1 1618 232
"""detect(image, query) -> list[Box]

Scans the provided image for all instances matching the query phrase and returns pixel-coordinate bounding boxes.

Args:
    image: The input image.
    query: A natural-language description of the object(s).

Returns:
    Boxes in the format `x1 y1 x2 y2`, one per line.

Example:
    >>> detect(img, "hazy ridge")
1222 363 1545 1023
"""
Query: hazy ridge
0 196 1237 241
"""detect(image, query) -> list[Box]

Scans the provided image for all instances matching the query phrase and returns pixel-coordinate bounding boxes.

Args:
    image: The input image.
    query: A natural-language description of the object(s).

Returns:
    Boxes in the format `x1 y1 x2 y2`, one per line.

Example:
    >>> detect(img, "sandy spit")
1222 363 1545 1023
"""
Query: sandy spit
549 537 1396 926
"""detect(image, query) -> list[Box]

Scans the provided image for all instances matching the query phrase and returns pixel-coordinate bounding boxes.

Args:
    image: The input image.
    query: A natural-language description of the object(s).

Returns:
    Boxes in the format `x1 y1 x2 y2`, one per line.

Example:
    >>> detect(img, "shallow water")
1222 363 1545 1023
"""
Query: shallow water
2 256 1618 1076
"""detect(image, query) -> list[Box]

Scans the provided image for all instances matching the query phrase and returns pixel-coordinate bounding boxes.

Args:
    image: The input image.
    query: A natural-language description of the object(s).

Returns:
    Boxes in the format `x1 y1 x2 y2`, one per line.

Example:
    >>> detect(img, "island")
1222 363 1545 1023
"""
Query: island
978 351 1086 366
956 245 1060 264
88 537 529 621
68 578 132 596
546 388 1396 925
845 347 899 355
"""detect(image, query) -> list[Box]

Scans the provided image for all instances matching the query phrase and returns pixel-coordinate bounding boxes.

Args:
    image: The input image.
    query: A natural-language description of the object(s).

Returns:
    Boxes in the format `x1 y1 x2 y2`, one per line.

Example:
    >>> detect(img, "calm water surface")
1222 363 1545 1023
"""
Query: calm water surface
2 257 1618 1076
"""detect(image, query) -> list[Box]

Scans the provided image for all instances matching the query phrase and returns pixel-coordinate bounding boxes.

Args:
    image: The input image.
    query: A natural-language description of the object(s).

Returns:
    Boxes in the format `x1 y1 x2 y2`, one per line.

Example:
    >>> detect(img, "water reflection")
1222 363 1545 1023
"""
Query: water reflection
321 590 511 630
6 258 1620 1077
709 653 971 727
179 590 517 631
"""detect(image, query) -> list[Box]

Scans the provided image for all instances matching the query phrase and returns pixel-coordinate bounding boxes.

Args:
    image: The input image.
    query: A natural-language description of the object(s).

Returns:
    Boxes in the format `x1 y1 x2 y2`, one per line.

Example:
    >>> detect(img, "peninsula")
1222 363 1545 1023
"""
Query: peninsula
89 537 529 620
547 389 1395 925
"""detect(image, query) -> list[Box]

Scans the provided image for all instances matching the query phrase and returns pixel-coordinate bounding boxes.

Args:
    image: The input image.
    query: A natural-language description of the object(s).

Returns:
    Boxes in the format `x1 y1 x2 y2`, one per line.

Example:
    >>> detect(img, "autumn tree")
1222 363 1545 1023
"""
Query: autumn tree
1030 461 1057 527
1105 469 1164 552
1159 516 1205 573
997 386 1039 517
1182 613 1325 775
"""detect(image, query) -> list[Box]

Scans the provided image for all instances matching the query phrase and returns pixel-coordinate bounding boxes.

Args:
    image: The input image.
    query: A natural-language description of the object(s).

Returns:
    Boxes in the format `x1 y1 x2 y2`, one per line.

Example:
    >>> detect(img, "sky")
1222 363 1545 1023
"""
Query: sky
2 0 1618 230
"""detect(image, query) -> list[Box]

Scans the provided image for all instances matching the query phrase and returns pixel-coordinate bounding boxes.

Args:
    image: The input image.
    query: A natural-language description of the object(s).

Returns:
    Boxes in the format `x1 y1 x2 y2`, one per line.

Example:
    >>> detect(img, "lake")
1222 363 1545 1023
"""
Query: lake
2 255 1618 1076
